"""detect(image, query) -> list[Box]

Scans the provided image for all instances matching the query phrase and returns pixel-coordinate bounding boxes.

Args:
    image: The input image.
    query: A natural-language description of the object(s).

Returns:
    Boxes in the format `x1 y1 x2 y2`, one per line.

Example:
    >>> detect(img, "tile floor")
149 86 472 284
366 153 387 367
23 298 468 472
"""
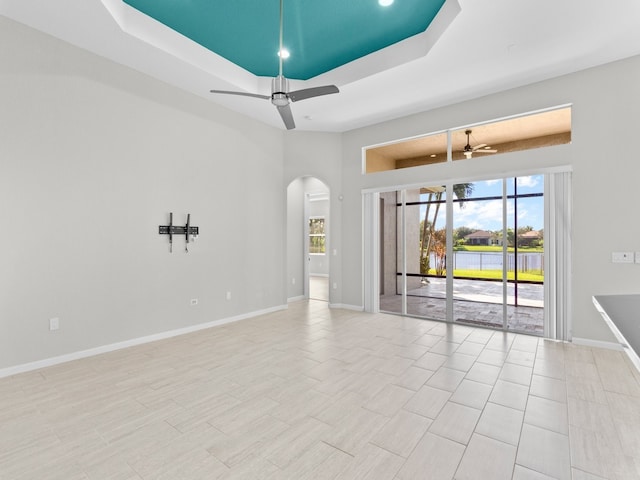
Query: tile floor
310 275 329 302
1 300 639 479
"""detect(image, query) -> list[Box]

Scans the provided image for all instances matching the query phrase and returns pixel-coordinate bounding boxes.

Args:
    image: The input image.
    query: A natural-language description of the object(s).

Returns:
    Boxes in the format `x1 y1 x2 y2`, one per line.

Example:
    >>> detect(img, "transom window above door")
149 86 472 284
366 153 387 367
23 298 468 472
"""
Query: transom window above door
364 106 571 174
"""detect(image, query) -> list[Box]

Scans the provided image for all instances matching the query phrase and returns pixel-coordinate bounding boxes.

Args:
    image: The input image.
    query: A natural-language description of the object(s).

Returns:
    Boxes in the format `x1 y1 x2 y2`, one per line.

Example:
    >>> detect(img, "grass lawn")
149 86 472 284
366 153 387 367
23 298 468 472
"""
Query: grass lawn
426 269 544 283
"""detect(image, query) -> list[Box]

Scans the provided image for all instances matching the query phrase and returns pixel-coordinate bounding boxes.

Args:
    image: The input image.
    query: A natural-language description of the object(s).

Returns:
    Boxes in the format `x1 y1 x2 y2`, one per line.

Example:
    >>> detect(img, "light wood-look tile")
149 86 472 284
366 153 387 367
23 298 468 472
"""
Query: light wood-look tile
489 379 530 411
529 374 567 403
499 362 533 386
269 441 352 480
570 469 608 480
395 432 465 480
428 401 481 445
512 465 558 479
334 443 404 480
363 383 415 417
403 384 451 419
476 348 508 367
321 406 388 455
465 361 501 385
516 424 571 480
524 396 569 435
449 379 492 410
568 424 640 479
371 410 432 458
414 351 448 370
454 433 516 480
442 352 477 372
475 402 524 446
1 300 639 480
426 367 466 392
391 365 434 391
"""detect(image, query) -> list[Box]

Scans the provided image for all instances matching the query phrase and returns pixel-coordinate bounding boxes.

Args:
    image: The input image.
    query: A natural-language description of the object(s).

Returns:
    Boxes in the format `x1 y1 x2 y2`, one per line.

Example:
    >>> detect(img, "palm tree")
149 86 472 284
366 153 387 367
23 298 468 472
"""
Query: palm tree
420 183 474 276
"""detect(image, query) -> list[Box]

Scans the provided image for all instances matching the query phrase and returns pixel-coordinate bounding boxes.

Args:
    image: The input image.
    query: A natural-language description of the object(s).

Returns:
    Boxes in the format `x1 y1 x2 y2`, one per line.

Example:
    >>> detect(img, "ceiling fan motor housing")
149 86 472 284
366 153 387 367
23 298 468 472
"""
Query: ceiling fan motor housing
271 75 289 106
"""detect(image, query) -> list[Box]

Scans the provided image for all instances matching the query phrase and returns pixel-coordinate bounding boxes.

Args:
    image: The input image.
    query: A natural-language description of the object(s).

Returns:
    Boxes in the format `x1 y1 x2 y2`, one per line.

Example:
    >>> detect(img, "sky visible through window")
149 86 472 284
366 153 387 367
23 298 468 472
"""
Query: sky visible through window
420 175 544 232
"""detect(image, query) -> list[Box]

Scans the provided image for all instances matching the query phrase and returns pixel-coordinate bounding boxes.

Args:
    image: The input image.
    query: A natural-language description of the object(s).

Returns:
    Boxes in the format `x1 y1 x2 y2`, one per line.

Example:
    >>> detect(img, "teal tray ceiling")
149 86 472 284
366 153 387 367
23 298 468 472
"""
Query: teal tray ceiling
122 0 446 80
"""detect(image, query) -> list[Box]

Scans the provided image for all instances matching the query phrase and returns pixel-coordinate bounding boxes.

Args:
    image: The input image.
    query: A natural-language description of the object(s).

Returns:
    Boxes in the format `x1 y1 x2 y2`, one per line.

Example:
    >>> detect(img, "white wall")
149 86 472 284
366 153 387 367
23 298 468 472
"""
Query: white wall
286 177 329 300
286 179 305 300
284 132 343 306
4 16 639 372
339 54 640 343
0 17 285 370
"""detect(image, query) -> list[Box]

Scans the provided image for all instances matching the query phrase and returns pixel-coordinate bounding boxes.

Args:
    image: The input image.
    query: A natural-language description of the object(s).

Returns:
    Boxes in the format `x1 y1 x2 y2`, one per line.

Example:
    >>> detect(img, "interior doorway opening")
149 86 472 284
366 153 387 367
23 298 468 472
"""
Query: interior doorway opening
286 177 330 303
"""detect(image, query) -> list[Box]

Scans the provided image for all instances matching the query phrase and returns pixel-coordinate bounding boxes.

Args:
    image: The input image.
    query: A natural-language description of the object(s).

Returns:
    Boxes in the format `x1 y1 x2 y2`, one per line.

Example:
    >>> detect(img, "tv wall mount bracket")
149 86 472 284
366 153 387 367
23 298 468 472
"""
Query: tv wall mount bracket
159 213 199 252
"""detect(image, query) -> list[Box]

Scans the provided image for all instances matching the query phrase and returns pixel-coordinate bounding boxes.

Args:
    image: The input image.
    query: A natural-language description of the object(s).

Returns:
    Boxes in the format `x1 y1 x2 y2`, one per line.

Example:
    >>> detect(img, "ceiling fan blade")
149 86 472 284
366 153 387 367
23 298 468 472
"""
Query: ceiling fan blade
474 149 497 153
472 143 487 151
289 85 339 102
210 89 270 100
277 103 296 130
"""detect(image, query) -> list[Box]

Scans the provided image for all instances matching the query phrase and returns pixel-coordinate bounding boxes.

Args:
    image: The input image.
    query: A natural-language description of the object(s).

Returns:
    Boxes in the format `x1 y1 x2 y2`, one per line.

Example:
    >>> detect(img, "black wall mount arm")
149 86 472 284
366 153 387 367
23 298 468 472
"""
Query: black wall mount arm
159 212 199 253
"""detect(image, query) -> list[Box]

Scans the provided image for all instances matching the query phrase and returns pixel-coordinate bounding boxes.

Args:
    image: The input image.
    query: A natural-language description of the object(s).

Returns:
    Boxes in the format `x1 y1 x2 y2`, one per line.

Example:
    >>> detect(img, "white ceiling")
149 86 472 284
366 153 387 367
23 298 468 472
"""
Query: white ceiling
2 0 640 133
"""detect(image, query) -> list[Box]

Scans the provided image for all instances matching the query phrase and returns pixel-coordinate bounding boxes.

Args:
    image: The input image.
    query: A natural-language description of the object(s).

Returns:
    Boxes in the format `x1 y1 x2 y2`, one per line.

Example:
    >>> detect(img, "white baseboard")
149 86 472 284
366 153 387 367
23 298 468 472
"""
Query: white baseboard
310 273 329 278
287 295 306 303
0 304 288 380
572 337 623 351
329 303 364 311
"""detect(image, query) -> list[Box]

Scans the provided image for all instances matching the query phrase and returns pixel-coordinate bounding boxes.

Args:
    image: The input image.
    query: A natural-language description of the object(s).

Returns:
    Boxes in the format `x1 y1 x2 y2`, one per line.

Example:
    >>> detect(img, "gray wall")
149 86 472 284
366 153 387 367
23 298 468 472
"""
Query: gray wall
0 17 285 369
339 54 640 343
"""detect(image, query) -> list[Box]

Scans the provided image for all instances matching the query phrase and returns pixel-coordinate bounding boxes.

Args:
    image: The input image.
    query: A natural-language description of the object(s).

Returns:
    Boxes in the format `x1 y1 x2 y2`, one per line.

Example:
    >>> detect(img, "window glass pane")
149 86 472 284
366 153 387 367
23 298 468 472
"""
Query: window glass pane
379 191 403 315
452 179 504 328
365 132 447 173
452 108 571 162
406 186 447 321
309 217 325 254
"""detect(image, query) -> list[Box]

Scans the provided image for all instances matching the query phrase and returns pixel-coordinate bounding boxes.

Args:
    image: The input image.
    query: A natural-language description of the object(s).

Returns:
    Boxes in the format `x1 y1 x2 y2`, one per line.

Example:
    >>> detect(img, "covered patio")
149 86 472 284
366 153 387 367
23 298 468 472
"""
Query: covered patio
380 277 544 335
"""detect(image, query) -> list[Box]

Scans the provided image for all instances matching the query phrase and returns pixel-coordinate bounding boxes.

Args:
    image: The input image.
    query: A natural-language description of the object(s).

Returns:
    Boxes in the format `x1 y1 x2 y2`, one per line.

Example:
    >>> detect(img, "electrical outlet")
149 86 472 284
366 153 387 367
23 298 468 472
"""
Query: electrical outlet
292 278 296 285
612 252 634 263
49 317 59 331
226 291 231 301
190 298 198 306
332 282 338 290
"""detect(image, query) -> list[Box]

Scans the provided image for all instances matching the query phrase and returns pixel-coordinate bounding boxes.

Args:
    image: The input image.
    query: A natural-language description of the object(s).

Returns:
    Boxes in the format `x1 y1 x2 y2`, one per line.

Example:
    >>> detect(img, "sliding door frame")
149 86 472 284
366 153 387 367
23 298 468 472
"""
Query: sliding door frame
363 166 572 340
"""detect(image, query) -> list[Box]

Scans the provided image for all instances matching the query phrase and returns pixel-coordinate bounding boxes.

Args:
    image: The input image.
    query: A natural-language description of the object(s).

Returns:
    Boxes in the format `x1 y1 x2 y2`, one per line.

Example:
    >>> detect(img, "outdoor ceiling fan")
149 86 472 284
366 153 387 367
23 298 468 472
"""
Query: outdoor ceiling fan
209 0 339 130
463 129 498 159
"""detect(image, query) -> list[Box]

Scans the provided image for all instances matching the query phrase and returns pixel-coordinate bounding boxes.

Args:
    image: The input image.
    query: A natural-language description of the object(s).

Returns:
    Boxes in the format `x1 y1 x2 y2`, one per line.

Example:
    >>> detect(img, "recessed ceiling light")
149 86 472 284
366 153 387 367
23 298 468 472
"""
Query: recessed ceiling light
379 0 394 6
278 48 290 59
430 154 437 157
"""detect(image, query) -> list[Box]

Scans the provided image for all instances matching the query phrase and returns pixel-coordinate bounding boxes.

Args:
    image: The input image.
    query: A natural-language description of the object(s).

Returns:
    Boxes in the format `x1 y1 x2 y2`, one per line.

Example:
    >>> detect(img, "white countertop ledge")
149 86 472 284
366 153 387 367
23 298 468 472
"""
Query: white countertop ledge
593 294 640 372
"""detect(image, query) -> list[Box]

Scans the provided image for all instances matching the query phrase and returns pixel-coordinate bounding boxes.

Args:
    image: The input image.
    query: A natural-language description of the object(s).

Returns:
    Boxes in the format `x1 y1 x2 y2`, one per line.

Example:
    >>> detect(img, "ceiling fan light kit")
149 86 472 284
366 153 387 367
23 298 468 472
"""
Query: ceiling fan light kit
462 129 497 159
209 0 339 130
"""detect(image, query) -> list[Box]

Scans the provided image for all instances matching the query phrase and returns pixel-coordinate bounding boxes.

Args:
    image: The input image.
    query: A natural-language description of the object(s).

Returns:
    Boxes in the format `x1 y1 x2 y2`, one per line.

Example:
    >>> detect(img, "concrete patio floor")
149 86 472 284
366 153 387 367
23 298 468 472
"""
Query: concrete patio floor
380 277 544 336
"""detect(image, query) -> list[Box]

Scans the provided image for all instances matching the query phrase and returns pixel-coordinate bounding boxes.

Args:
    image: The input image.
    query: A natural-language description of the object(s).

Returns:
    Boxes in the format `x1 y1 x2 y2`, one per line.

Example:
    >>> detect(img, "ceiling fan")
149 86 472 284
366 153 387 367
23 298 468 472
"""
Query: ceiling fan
210 0 339 130
462 129 498 159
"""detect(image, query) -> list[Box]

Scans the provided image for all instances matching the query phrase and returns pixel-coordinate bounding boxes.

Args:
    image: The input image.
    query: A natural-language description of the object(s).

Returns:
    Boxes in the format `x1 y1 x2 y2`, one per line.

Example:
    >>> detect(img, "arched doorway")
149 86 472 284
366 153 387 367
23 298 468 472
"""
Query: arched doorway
286 177 330 302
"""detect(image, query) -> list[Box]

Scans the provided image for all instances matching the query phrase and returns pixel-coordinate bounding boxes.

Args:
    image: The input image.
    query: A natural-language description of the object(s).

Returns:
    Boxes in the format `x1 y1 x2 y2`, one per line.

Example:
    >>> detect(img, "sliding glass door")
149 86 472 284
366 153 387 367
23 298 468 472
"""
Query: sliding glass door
378 176 545 336
379 187 448 321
